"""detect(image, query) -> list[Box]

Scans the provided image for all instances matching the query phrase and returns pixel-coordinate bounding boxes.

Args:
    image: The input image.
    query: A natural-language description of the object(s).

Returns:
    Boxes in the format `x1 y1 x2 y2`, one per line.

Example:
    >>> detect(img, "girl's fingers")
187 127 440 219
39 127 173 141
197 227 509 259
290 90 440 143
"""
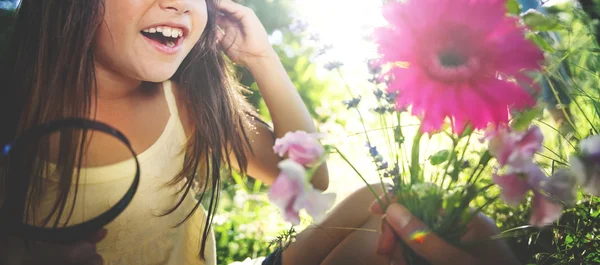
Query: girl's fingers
385 204 477 265
376 216 397 255
370 191 396 215
29 241 97 265
83 254 104 265
85 229 108 244
388 242 407 265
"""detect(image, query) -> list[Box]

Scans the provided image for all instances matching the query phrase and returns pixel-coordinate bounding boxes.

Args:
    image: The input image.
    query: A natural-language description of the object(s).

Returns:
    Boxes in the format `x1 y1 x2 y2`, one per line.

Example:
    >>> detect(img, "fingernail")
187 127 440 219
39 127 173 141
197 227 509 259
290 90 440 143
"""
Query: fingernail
386 204 412 229
369 200 379 213
379 215 387 234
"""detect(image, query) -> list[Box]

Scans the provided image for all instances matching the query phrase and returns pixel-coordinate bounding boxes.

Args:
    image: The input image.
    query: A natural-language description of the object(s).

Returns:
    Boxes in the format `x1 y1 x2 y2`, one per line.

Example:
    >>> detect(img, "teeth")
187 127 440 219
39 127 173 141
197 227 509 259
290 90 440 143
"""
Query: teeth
162 27 172 37
167 41 175 47
143 26 183 38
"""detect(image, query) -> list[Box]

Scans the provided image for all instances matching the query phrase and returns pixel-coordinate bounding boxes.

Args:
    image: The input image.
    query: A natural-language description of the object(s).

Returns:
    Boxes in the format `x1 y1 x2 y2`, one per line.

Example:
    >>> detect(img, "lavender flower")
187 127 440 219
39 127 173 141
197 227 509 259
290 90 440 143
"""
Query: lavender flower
324 61 344 71
343 97 361 109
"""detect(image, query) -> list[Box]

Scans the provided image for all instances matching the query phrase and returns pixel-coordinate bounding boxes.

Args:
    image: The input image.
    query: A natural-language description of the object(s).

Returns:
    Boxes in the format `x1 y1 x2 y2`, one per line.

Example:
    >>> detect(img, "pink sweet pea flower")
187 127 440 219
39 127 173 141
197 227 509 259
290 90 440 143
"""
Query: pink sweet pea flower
486 125 543 169
267 160 306 225
569 135 600 195
294 189 336 223
493 164 563 227
530 191 564 227
267 159 336 225
492 173 529 207
273 131 326 166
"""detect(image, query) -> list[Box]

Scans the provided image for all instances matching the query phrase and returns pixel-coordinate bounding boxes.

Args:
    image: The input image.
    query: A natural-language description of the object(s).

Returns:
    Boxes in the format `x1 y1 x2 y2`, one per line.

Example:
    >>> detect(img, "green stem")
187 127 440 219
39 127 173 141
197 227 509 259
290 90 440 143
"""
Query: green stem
439 137 459 189
467 151 492 185
334 147 385 209
336 69 372 143
410 127 424 184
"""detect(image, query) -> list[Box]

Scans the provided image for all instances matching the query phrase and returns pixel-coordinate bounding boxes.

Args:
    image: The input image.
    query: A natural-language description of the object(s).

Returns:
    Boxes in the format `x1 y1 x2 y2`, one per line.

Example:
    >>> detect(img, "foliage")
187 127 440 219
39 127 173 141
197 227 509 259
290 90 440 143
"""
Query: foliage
211 180 290 265
233 0 341 123
480 2 600 264
328 1 600 264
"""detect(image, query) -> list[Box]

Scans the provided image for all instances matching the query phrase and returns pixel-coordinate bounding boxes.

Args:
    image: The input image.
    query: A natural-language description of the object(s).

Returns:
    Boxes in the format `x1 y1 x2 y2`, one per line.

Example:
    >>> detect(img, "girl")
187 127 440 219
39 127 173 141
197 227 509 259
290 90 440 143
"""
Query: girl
0 0 330 264
0 0 517 264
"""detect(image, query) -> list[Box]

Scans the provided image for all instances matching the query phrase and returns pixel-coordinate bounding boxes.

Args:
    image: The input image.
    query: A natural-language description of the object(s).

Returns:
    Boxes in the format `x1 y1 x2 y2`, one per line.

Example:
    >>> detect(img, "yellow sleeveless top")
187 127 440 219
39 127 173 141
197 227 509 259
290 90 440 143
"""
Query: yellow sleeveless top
93 80 216 265
2 81 215 265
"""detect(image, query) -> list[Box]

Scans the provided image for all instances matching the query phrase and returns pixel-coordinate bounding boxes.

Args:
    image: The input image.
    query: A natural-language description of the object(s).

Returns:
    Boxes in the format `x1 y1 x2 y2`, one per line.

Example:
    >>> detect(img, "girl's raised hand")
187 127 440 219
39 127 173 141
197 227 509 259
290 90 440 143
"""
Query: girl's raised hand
216 0 276 68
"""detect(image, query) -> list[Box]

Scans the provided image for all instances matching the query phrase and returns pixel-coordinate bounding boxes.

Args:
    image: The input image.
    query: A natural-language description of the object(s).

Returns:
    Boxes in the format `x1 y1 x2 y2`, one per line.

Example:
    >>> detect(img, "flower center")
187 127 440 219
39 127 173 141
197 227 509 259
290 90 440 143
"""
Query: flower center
424 47 481 83
438 51 467 68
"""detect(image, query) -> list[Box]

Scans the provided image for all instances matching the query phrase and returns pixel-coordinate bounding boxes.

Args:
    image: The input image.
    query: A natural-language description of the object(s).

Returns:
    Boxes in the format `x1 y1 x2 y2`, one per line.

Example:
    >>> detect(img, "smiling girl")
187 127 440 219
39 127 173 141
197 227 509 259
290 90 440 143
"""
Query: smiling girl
0 0 331 264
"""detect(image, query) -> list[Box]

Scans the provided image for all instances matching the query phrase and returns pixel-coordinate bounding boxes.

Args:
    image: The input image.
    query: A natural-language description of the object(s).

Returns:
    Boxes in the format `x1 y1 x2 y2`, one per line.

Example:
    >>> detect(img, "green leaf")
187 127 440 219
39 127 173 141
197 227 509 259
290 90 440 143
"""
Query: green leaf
430 149 451 165
586 47 600 54
506 0 521 16
527 33 555 53
521 10 564 31
511 106 544 131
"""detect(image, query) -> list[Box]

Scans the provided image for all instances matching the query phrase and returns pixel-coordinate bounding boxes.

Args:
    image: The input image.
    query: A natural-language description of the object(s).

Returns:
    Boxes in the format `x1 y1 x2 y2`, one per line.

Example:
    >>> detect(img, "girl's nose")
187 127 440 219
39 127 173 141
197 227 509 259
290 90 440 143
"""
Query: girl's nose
159 0 192 15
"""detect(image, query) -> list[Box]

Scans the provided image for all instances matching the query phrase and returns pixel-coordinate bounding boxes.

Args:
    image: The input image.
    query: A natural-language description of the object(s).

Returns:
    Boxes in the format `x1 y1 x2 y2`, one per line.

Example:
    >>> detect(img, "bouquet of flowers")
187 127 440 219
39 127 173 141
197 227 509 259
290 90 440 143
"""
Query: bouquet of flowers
265 0 600 264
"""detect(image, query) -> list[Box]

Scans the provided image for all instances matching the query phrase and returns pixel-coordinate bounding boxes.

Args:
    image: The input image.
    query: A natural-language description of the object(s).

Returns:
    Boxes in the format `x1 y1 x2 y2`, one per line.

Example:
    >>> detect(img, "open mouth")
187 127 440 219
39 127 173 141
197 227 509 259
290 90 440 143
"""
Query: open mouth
141 26 184 48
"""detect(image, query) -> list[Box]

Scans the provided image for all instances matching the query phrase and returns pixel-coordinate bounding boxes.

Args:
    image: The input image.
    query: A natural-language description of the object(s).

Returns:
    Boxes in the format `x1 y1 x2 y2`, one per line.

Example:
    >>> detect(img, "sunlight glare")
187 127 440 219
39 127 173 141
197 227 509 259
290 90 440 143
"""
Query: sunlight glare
293 0 386 65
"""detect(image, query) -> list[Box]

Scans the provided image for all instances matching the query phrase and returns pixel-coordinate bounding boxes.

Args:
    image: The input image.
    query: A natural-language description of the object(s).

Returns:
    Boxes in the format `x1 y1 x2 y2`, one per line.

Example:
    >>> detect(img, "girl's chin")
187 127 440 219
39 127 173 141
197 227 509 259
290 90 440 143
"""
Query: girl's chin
138 69 179 83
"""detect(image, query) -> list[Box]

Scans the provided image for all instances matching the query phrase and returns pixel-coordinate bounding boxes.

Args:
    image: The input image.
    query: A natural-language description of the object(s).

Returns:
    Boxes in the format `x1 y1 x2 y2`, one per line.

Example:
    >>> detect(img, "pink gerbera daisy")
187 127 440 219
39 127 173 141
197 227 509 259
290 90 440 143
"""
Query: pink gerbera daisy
374 0 544 133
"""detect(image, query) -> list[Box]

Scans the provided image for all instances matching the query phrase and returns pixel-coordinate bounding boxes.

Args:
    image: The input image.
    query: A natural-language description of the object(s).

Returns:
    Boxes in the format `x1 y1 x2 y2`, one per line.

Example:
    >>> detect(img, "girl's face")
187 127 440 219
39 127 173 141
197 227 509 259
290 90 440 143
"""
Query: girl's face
93 0 208 83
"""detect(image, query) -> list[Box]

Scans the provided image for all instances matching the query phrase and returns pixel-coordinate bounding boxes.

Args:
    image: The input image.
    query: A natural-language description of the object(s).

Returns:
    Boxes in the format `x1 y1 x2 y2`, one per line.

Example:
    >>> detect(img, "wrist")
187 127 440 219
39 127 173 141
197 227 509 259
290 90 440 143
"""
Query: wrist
245 49 282 73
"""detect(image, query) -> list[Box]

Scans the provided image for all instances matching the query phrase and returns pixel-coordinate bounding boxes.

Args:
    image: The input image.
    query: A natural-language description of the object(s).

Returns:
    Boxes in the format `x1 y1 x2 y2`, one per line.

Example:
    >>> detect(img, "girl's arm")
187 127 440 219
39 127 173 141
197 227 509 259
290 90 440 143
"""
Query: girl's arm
240 54 329 191
217 0 329 190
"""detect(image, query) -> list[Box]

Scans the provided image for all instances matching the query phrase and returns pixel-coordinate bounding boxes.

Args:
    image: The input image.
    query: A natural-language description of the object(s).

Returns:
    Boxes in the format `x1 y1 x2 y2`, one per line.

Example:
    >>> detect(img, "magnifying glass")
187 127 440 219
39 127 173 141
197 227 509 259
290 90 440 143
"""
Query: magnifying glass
0 118 140 244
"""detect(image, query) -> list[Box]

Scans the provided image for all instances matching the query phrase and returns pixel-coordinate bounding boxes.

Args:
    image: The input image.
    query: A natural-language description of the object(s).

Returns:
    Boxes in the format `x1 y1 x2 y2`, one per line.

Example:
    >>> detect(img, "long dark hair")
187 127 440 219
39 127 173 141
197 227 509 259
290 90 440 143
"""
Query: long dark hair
0 0 254 258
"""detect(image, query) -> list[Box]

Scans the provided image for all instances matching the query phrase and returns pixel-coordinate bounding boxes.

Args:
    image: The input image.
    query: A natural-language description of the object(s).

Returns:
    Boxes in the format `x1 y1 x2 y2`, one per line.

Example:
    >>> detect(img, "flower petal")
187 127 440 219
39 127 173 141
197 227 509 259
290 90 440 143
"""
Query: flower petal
294 188 337 223
530 192 563 227
580 135 600 157
493 173 529 207
541 169 577 206
273 132 325 166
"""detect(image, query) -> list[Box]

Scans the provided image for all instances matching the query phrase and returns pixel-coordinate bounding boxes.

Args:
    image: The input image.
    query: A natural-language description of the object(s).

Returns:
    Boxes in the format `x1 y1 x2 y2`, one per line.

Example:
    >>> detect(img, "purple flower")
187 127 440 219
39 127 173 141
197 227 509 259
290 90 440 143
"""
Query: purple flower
324 61 344 71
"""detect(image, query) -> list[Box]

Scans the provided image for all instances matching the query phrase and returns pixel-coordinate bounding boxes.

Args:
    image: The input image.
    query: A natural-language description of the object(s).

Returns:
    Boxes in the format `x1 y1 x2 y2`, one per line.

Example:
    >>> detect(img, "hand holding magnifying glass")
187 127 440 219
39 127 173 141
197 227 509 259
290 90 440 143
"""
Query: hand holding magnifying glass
1 119 140 265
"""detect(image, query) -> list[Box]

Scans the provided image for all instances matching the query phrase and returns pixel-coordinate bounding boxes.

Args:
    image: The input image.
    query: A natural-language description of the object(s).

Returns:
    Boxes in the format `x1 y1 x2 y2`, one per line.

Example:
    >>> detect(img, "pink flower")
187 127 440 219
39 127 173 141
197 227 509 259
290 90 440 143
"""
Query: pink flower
267 160 335 225
541 169 577 206
486 125 543 169
493 164 563 227
273 131 325 166
492 173 529 207
294 189 336 223
569 135 600 196
530 190 563 227
374 0 543 133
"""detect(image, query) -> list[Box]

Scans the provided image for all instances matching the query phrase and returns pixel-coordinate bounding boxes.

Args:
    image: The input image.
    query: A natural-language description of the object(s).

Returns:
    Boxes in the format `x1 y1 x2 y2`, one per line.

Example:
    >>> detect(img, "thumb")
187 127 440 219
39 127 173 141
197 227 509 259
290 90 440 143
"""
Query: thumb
85 229 108 244
385 204 477 265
